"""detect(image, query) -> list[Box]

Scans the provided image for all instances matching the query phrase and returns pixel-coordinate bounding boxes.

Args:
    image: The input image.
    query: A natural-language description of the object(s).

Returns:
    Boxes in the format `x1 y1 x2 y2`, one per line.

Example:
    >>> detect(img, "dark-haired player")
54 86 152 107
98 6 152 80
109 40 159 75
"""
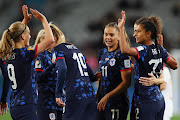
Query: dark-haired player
118 11 178 120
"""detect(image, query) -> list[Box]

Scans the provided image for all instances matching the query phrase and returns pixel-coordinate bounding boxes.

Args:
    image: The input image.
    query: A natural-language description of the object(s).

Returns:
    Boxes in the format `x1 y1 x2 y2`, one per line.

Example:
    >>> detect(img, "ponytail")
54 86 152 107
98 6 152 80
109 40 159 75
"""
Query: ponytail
0 29 15 60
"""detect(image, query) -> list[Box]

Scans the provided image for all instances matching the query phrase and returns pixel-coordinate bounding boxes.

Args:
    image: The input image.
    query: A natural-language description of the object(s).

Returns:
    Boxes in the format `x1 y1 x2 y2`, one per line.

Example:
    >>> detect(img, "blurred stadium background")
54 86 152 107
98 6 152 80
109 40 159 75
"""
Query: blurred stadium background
0 0 180 119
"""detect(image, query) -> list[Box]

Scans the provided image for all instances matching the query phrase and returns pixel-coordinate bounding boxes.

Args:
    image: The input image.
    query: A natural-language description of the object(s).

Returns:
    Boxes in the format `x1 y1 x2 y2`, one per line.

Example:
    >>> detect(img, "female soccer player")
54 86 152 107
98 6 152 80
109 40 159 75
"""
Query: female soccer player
52 28 99 120
34 23 65 120
137 17 174 120
118 11 178 120
96 22 131 120
0 5 54 120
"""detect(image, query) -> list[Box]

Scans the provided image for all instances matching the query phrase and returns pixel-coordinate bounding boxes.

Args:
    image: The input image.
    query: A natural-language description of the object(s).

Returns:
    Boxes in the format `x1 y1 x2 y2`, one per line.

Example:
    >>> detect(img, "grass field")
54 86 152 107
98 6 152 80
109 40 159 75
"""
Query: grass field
0 111 180 120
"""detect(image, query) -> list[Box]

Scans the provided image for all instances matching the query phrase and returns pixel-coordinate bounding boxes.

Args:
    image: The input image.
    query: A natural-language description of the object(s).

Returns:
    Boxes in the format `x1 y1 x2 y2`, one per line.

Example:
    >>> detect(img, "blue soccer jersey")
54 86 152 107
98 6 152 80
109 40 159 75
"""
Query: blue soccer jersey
35 50 61 110
6 46 38 107
52 43 96 102
30 59 38 105
0 58 10 104
98 48 131 109
133 44 169 105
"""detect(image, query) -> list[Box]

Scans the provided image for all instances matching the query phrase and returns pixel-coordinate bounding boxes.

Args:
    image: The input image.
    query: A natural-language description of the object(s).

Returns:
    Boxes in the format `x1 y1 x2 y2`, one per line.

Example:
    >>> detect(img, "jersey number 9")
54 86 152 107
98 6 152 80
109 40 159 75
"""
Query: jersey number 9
7 64 17 89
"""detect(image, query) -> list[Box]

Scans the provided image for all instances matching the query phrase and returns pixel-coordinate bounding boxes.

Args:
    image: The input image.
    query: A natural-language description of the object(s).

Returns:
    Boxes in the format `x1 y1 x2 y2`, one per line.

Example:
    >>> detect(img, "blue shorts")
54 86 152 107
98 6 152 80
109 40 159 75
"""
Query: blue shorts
96 106 129 120
130 100 165 120
37 108 58 120
63 97 97 120
10 104 37 120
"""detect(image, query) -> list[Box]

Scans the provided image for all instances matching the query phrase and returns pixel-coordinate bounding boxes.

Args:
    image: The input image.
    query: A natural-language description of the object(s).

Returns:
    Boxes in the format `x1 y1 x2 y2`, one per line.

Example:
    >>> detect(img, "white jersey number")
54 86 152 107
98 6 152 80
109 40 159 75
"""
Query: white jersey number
7 64 17 89
135 108 139 120
101 66 107 77
111 109 119 119
73 53 88 76
148 58 162 78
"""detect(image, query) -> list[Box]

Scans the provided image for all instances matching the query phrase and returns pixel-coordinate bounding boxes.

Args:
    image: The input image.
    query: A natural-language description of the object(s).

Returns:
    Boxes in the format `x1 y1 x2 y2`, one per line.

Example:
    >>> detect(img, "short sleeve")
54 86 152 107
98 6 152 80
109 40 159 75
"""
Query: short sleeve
134 45 146 59
117 52 131 71
35 54 45 72
160 46 169 63
21 45 38 62
52 47 65 63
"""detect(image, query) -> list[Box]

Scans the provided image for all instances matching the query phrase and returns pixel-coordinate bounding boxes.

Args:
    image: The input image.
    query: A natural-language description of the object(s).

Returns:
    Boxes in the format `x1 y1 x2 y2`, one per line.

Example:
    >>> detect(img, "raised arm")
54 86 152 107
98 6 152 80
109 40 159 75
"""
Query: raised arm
118 11 137 57
30 8 54 55
22 5 32 25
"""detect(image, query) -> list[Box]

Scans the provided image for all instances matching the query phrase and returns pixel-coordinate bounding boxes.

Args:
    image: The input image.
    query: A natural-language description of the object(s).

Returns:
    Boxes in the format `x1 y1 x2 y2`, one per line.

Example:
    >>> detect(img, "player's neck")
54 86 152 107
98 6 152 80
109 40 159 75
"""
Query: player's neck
15 41 25 49
108 44 118 52
143 40 154 46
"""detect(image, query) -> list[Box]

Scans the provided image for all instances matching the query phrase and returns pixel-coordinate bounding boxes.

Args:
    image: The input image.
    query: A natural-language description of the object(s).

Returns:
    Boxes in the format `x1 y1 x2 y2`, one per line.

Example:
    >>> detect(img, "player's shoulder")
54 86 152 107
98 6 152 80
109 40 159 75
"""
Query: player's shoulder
136 45 147 51
99 48 107 55
115 50 130 60
53 43 77 51
37 50 47 58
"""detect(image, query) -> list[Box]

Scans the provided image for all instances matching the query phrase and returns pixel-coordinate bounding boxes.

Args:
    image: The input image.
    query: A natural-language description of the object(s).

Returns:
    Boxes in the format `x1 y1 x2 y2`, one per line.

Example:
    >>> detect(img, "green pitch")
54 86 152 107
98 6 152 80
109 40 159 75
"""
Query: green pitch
0 111 12 120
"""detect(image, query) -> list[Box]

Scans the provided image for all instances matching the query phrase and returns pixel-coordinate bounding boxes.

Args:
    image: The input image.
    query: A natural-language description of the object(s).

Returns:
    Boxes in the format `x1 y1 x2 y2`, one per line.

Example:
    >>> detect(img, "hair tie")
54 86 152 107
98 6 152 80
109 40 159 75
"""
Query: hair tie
7 29 10 33
12 25 26 40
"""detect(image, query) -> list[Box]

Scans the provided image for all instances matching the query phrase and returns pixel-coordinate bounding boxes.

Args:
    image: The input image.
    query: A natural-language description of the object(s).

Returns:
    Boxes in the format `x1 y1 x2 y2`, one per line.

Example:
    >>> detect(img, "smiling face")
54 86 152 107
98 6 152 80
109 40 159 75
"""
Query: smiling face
103 26 119 51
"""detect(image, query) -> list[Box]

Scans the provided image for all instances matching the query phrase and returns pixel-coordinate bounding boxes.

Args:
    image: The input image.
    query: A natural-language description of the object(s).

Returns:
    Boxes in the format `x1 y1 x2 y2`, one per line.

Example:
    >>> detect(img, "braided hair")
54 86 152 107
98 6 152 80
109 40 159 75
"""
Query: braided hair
139 20 159 57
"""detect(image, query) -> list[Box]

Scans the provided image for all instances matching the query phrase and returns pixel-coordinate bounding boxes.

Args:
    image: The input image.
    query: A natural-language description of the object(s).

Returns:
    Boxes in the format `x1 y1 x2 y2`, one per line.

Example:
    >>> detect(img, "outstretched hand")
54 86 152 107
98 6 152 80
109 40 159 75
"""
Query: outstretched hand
118 11 126 29
30 8 46 22
22 5 32 24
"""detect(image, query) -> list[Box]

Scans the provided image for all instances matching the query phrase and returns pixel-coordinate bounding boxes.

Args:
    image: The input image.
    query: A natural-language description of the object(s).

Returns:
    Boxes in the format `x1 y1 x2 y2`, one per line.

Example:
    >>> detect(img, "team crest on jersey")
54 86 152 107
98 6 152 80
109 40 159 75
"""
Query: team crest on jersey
109 58 116 66
35 60 41 68
49 113 56 120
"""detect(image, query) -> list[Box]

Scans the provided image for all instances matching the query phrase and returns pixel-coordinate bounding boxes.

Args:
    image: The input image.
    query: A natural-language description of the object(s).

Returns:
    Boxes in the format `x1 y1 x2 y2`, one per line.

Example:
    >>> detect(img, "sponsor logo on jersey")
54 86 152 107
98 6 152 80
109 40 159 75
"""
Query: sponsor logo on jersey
35 60 41 68
124 59 131 68
49 113 56 120
109 58 116 66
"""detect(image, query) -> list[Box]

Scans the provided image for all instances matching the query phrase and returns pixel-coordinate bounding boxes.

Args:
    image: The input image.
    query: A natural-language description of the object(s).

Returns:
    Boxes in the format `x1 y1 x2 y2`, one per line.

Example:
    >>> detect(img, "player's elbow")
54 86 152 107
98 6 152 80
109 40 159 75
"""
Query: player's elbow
172 64 178 70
